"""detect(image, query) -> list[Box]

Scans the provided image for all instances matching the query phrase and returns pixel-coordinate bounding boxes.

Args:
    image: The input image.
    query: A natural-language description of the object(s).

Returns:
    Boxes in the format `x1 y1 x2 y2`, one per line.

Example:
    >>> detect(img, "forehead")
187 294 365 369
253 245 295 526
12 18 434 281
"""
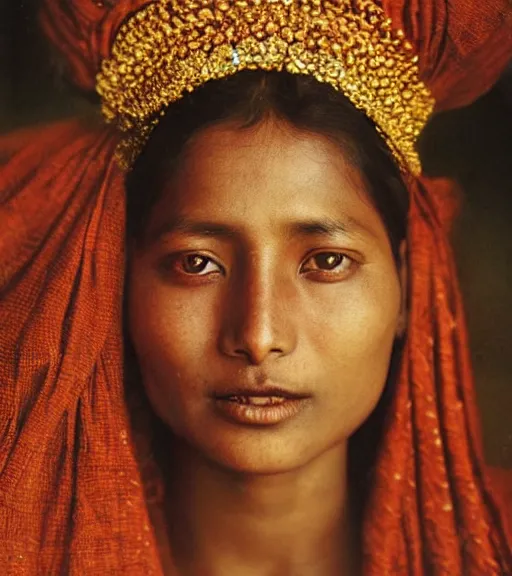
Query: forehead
152 118 387 238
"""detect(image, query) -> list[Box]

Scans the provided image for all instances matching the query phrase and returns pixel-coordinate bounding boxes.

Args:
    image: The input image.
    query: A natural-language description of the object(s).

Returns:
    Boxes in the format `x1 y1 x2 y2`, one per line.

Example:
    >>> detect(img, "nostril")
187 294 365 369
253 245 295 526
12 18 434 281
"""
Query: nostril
233 346 284 364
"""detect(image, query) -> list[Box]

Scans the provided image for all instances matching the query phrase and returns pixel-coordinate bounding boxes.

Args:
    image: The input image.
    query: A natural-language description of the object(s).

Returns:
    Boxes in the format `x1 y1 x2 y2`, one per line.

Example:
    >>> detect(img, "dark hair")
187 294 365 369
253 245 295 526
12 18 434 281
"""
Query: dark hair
124 69 408 543
125 70 408 263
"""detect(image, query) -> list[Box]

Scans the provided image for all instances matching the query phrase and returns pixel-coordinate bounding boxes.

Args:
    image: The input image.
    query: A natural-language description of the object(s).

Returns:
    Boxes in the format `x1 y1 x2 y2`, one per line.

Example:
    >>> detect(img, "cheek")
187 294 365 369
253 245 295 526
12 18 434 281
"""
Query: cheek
305 271 400 432
126 267 219 421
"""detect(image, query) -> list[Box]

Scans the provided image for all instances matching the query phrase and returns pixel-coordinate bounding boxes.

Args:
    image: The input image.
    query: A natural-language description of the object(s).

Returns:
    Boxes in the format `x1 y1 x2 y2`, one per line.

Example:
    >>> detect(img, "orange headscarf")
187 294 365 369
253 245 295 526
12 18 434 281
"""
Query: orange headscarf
1 1 511 574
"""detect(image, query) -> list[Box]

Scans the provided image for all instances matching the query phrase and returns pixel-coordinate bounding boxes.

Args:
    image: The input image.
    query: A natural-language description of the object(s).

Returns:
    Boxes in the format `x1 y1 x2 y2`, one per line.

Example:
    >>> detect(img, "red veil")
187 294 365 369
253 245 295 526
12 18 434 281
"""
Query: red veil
1 1 511 573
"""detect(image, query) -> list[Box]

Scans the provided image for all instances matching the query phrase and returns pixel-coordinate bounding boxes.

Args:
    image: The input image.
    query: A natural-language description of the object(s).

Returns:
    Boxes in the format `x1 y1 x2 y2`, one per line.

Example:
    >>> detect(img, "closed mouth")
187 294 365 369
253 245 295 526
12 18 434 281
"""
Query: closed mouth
219 395 291 405
214 388 311 401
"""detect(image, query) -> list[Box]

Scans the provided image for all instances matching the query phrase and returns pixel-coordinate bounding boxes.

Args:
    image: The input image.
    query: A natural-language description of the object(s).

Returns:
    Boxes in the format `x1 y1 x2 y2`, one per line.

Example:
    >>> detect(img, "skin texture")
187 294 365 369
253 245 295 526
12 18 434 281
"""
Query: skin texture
127 118 406 575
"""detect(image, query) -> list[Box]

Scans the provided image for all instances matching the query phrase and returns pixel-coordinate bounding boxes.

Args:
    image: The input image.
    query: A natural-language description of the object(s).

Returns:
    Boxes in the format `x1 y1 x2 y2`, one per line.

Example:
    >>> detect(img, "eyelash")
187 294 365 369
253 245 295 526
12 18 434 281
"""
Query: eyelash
163 251 357 280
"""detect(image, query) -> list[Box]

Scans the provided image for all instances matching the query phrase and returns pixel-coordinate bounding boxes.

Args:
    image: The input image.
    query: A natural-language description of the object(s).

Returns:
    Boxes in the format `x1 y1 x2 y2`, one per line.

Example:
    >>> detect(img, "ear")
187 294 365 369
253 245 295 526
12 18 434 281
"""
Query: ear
396 239 408 339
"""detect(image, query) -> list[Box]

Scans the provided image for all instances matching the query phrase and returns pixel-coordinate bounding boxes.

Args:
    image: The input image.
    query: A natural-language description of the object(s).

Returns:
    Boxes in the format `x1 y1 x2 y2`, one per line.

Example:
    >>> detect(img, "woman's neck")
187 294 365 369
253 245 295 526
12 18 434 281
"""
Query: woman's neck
159 434 357 576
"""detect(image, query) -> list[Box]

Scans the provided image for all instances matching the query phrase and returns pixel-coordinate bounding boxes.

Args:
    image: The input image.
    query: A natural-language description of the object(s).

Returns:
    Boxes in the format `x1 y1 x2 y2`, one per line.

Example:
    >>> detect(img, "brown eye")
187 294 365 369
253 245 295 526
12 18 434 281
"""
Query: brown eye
313 253 344 270
301 252 354 275
178 254 222 275
183 254 208 273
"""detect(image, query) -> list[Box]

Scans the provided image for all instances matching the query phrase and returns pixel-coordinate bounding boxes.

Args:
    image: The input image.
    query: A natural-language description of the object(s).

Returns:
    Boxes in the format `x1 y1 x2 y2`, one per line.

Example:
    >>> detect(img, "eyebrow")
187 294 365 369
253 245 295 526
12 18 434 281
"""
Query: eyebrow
149 215 372 245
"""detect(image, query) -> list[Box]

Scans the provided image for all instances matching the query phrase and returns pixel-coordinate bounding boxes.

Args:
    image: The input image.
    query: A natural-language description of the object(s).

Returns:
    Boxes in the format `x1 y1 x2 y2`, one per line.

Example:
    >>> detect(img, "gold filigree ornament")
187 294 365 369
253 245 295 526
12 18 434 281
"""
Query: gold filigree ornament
96 0 435 173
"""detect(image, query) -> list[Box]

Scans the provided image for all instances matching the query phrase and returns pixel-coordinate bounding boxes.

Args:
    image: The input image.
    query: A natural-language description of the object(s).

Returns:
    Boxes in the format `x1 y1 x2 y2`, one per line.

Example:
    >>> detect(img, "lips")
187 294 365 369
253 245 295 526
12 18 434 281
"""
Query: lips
213 394 310 425
213 385 310 401
222 395 288 405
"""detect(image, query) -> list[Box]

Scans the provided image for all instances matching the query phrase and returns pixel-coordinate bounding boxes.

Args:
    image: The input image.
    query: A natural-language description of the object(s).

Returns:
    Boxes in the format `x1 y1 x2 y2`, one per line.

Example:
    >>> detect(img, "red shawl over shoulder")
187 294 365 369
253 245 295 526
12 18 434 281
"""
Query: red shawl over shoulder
1 1 511 574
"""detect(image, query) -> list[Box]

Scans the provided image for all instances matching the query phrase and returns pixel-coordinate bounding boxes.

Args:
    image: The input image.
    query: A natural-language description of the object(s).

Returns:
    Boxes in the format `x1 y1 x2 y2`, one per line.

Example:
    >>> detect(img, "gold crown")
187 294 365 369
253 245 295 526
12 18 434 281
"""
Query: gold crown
96 0 435 173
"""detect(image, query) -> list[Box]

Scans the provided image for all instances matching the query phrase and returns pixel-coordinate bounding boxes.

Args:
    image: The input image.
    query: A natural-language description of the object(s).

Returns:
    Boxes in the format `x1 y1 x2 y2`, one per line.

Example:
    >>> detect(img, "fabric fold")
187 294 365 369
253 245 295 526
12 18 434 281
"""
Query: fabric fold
363 175 512 575
0 122 164 574
379 0 512 110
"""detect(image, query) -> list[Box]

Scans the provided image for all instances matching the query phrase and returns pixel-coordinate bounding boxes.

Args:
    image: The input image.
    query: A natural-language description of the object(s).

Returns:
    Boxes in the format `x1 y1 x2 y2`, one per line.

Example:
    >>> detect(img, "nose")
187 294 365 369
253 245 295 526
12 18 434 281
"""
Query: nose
219 259 297 365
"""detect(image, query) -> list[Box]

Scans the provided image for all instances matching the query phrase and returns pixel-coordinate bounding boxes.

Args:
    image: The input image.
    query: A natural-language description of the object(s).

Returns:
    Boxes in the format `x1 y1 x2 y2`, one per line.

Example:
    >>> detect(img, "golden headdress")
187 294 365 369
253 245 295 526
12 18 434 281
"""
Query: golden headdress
96 0 435 173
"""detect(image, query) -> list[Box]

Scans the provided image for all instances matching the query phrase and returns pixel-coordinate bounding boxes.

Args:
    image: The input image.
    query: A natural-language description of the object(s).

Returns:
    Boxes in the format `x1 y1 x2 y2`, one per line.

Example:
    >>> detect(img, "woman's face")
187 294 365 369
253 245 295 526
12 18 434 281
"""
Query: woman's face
127 118 405 474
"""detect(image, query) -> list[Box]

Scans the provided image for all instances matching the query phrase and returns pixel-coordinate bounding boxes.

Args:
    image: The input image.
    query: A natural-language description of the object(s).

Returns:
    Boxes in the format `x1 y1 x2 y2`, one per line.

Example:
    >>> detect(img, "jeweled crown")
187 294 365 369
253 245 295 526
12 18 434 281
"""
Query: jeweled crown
96 0 435 173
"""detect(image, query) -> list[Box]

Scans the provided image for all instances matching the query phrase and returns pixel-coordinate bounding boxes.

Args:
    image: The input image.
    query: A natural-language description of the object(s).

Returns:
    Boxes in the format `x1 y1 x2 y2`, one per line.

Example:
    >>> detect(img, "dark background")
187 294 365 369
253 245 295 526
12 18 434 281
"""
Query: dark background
1 2 511 467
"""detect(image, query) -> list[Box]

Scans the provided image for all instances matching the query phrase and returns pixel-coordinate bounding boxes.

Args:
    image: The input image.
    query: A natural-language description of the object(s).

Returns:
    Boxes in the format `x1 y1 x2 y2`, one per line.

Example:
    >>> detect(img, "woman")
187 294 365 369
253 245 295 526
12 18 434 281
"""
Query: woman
0 0 511 574
123 69 412 575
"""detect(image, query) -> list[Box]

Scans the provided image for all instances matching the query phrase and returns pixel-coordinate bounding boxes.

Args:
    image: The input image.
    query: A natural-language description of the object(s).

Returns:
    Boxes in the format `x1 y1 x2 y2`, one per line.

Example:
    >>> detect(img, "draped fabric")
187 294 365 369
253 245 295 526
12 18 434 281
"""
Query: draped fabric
1 1 511 574
379 0 512 110
363 175 512 574
0 122 162 573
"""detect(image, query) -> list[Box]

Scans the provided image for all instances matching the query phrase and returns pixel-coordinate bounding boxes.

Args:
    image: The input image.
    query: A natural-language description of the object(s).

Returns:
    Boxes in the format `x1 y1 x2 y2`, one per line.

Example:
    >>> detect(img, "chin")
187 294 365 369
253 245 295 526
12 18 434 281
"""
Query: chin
161 401 357 477
184 426 345 478
205 447 313 476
